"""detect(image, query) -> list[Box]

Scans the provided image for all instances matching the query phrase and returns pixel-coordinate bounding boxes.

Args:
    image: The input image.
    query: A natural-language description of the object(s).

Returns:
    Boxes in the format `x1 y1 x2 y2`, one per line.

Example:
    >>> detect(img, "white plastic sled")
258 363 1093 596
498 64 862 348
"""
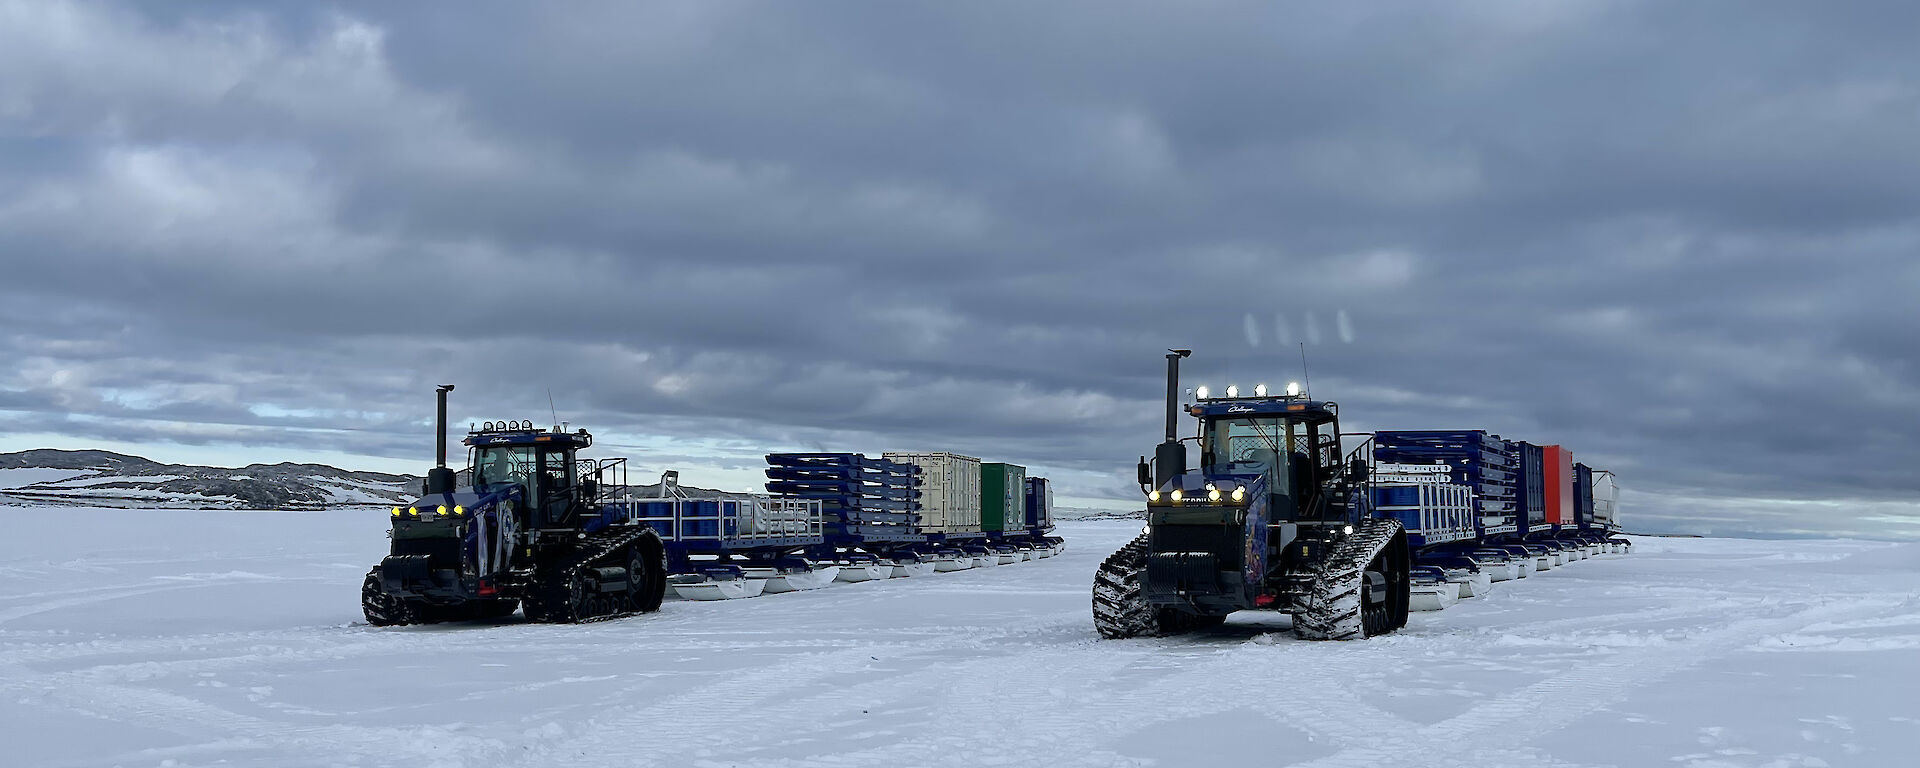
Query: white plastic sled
672 575 767 601
743 566 841 593
1410 580 1461 611
835 564 892 583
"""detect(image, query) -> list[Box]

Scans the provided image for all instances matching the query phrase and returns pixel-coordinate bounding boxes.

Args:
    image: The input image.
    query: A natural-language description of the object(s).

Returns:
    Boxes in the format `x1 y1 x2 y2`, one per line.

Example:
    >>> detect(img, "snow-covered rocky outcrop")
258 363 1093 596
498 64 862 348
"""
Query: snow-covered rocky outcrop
0 449 417 509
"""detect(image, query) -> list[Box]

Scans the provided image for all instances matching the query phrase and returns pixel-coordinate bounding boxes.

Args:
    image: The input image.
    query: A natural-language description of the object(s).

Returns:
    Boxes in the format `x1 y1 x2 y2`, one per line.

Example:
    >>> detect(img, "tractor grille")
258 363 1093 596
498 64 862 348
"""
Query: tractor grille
392 537 461 568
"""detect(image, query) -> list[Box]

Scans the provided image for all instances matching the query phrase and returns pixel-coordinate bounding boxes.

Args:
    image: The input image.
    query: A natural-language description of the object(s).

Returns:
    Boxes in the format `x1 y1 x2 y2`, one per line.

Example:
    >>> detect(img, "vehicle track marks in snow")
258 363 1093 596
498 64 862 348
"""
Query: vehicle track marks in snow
1289 596 1903 768
498 616 1102 767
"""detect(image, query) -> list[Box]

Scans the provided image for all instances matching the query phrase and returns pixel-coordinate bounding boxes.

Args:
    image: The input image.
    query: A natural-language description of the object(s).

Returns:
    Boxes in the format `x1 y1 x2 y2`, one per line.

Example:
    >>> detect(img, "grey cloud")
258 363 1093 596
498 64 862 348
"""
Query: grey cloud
3 1 1918 538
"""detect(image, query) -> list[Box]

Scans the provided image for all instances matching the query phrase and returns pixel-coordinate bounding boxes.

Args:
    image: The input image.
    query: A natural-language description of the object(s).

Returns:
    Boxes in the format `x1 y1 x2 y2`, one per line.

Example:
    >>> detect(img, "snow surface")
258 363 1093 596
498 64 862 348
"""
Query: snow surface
29 474 192 488
0 468 93 489
2 510 1916 768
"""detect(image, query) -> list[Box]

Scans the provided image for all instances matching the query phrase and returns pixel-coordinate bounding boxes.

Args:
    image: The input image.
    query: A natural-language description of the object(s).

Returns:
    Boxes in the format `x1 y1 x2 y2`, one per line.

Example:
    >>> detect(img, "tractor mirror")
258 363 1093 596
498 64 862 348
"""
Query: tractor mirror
1136 457 1151 487
1349 459 1368 482
580 479 599 498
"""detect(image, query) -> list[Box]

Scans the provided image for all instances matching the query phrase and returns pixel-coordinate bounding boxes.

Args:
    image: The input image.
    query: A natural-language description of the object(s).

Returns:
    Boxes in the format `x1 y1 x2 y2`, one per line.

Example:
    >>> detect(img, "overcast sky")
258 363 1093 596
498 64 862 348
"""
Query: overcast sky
3 1 1917 539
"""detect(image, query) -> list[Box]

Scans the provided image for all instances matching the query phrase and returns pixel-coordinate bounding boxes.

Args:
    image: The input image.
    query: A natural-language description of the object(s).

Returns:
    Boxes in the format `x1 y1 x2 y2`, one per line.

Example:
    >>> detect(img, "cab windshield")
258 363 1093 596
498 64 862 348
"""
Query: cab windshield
1205 417 1292 497
476 446 535 488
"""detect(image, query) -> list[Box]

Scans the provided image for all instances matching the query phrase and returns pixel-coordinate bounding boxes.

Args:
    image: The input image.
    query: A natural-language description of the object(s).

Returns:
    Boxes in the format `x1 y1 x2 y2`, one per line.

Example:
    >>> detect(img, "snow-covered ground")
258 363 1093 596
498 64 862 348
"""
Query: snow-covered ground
2 510 1915 768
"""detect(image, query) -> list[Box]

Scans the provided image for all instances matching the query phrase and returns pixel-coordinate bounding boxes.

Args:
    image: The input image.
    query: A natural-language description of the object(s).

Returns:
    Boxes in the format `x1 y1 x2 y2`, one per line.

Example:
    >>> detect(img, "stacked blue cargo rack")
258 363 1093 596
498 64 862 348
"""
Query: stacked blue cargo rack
1373 430 1518 538
1370 482 1476 548
628 495 826 574
765 453 926 546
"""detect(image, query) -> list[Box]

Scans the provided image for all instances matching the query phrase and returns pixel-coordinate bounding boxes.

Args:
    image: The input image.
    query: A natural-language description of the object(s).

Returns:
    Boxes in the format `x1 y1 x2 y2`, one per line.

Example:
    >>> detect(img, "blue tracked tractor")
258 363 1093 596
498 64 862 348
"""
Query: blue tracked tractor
1093 351 1412 640
360 386 669 626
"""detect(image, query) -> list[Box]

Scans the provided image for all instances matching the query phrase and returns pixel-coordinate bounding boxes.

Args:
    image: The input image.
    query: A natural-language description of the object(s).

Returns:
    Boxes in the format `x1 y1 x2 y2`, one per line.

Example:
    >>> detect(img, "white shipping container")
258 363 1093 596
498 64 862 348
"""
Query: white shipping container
1029 477 1054 529
1591 471 1618 529
883 452 982 533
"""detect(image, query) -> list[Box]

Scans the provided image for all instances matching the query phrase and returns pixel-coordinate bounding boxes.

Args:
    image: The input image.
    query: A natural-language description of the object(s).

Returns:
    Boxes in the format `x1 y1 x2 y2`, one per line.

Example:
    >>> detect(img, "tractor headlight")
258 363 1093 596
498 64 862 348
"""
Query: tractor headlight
1208 488 1221 502
1171 489 1184 502
1343 524 1354 535
407 507 418 516
1255 383 1268 396
1226 385 1239 398
390 507 401 517
1231 486 1246 502
437 505 449 516
1195 386 1210 399
453 505 465 516
1148 490 1161 503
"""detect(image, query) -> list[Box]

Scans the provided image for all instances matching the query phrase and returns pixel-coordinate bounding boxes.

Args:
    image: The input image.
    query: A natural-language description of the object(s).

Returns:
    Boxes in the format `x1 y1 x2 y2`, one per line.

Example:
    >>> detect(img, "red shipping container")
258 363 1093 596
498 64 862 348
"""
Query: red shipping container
1542 445 1574 526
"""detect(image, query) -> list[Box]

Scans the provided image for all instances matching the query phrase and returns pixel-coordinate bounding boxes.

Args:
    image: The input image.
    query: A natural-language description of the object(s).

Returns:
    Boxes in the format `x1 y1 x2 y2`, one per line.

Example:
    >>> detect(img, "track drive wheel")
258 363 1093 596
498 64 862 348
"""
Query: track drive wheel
626 535 668 613
361 568 416 627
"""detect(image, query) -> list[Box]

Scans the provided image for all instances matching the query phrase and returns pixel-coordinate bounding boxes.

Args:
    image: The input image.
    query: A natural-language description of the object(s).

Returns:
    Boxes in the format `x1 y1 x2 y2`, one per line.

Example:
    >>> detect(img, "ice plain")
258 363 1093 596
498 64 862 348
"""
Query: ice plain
2 509 1916 768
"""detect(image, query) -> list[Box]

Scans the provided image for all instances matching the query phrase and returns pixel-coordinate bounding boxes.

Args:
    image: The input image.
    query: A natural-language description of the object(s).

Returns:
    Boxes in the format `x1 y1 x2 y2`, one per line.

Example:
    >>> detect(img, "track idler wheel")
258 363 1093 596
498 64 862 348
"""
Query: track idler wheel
565 568 597 622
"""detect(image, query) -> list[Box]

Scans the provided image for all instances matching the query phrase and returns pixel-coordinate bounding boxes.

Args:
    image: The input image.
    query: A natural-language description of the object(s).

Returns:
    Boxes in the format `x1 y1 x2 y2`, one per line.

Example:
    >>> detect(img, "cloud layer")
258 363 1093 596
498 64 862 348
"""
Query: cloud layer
4 1 1918 538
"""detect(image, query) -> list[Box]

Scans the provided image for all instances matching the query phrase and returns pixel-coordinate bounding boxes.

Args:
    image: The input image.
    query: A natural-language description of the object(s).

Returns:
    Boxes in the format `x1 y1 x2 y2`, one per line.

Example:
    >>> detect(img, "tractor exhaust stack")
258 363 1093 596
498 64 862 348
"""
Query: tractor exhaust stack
1154 350 1191 486
427 384 456 495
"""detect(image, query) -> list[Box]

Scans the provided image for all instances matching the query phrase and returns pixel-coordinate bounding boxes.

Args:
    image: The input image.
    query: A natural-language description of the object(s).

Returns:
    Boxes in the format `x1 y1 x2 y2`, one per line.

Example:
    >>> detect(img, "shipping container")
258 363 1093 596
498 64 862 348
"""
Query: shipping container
883 452 981 533
1573 463 1595 530
1024 477 1054 530
1591 469 1618 530
980 463 1026 532
1542 445 1573 527
1513 441 1545 534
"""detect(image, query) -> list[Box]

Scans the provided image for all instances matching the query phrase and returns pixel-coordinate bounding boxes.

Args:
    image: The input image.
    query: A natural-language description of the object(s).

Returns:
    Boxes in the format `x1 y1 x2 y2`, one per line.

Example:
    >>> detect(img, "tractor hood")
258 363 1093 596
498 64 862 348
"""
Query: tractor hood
395 483 523 518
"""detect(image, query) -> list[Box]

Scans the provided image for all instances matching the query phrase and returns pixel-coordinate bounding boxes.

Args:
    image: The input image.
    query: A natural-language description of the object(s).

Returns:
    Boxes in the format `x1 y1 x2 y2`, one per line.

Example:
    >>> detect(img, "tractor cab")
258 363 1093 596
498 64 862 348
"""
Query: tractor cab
466 421 596 531
1185 390 1351 525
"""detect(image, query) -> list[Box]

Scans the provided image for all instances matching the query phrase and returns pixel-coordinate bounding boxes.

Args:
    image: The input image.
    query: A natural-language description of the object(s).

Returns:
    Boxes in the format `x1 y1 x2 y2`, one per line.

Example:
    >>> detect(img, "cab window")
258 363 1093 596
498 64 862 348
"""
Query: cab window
1205 417 1292 497
476 446 534 488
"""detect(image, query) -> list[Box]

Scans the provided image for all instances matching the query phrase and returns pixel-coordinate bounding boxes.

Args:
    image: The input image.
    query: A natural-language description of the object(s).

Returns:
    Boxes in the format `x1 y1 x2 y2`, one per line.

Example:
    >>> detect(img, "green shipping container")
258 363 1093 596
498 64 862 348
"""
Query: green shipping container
980 463 1027 532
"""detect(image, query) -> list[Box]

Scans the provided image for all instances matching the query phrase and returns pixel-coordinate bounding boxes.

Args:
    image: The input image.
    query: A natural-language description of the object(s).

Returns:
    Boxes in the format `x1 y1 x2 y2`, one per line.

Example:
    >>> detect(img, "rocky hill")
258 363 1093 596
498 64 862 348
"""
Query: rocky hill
0 450 750 510
0 449 417 510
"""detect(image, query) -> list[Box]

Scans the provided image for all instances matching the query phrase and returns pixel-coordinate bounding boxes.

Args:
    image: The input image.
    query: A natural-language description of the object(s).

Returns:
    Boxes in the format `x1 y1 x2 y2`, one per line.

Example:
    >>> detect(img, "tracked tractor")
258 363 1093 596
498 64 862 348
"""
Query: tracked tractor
1093 351 1410 640
360 385 668 626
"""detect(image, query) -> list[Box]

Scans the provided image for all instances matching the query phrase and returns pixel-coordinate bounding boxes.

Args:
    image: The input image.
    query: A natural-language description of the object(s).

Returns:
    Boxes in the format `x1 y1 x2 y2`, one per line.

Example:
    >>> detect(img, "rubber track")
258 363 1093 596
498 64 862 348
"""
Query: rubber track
1092 534 1154 638
1292 518 1404 641
1091 534 1228 639
360 569 417 626
523 526 664 624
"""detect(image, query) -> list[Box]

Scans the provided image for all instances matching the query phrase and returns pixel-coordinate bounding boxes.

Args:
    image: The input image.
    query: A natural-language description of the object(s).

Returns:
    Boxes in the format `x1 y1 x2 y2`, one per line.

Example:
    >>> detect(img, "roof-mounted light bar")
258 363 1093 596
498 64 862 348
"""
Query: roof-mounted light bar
1191 381 1305 401
473 419 536 433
